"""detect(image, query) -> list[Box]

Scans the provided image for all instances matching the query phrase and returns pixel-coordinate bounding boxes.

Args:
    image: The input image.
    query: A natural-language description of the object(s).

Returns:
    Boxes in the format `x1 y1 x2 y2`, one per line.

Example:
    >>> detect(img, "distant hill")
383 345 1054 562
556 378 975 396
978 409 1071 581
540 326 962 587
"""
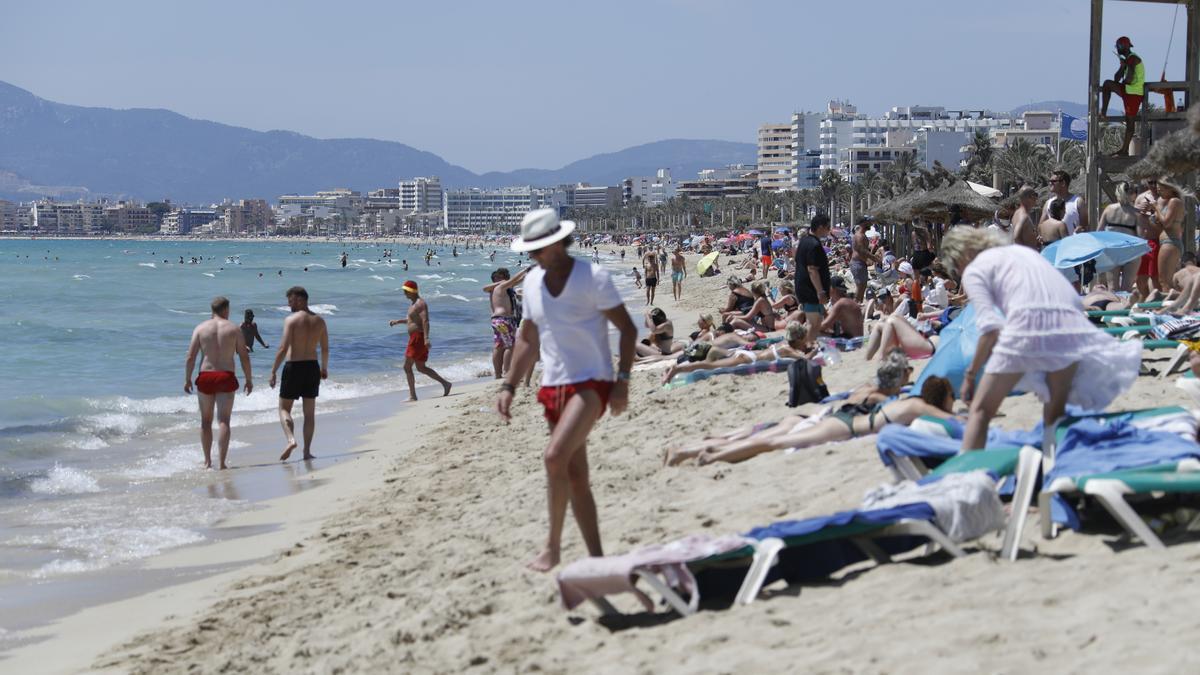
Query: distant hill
0 80 754 203
1010 101 1088 118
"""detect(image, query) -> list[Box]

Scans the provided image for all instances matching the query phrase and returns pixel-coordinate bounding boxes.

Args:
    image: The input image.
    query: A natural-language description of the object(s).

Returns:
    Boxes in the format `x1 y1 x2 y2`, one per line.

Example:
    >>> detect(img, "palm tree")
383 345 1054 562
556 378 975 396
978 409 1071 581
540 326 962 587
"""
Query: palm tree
819 169 843 219
883 152 919 193
993 138 1054 190
858 168 883 209
963 130 994 182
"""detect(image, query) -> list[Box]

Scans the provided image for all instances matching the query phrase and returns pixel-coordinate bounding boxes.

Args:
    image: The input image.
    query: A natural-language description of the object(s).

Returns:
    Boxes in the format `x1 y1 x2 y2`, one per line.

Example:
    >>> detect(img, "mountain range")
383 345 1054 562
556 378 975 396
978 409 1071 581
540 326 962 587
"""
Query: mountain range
0 80 755 204
0 80 1087 204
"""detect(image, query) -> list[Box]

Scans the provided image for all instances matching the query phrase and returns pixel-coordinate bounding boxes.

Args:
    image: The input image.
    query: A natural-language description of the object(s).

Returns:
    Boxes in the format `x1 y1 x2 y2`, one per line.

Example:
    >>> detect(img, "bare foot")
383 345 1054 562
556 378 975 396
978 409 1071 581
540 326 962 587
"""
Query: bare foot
661 367 677 385
303 451 315 460
526 549 559 572
443 382 452 397
204 459 212 469
280 442 297 461
219 463 228 470
407 396 418 402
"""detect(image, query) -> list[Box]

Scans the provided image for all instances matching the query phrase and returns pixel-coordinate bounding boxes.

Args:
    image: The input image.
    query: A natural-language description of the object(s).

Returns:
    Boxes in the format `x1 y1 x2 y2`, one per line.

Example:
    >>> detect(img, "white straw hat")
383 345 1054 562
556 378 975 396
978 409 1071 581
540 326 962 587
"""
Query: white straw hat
511 208 576 252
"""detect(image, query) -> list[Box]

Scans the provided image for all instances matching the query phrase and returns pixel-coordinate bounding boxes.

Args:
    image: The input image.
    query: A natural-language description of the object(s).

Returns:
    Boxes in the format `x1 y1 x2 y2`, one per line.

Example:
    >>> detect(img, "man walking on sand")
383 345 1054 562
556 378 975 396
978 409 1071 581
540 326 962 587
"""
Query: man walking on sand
482 266 530 378
184 296 253 470
269 286 328 461
670 246 687 301
794 213 833 347
642 247 660 305
497 208 637 572
391 280 452 401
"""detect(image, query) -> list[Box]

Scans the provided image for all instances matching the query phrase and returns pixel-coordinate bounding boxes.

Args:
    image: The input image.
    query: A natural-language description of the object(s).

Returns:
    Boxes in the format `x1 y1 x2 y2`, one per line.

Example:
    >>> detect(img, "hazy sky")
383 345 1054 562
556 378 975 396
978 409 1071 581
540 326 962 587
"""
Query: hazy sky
0 0 1190 172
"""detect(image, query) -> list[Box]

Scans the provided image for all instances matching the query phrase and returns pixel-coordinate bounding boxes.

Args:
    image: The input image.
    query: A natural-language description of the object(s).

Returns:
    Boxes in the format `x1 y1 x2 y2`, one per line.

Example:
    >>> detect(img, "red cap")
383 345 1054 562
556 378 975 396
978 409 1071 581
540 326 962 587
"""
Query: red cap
1116 36 1133 48
402 280 418 293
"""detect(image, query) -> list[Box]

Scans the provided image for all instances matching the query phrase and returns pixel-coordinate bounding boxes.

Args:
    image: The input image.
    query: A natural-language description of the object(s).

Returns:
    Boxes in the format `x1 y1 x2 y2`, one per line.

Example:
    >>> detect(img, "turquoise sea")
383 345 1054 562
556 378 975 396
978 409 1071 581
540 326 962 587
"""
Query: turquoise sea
0 237 616 637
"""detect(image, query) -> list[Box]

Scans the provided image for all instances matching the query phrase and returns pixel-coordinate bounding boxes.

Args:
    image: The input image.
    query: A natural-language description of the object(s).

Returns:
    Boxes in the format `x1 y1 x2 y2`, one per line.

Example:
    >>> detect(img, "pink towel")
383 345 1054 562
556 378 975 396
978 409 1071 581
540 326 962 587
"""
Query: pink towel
557 534 752 611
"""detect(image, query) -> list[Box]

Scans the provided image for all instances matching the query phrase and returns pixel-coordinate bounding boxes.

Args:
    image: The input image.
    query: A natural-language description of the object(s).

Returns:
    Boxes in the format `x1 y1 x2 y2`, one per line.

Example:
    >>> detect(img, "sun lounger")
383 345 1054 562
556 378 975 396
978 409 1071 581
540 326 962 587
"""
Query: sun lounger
1102 325 1154 336
1032 409 1200 547
662 358 794 389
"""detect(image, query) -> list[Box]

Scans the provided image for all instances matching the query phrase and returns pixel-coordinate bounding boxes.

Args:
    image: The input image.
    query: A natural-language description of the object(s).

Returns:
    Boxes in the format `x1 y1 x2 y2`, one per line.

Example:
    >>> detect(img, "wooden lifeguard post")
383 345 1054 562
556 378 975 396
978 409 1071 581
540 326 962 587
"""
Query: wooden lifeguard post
1086 0 1199 248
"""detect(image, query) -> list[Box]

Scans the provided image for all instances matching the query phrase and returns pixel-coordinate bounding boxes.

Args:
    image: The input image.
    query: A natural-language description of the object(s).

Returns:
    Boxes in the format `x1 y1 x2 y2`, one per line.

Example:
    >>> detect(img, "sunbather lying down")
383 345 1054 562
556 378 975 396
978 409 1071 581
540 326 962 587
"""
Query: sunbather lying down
666 366 956 467
864 315 936 361
661 321 813 384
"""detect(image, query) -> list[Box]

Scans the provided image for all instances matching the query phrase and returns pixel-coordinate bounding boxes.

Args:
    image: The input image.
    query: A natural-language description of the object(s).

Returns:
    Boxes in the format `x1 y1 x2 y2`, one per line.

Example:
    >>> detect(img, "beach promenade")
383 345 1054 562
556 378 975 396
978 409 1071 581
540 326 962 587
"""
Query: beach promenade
6 250 1200 673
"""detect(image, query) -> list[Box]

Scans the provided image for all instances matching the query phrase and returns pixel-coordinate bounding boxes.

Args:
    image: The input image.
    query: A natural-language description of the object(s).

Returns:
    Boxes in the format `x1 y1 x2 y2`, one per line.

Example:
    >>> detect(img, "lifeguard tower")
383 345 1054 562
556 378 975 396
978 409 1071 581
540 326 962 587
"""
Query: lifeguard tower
1086 0 1199 246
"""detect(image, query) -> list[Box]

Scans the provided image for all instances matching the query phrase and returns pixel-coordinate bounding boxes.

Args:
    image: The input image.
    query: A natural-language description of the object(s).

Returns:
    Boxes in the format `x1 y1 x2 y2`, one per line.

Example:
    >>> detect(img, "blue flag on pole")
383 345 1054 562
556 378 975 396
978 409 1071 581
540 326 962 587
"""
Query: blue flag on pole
1061 113 1088 141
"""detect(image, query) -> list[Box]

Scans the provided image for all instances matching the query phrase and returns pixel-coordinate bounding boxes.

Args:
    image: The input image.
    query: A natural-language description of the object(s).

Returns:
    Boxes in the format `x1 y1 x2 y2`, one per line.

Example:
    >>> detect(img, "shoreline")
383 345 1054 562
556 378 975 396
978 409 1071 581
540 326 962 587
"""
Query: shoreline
0 376 491 673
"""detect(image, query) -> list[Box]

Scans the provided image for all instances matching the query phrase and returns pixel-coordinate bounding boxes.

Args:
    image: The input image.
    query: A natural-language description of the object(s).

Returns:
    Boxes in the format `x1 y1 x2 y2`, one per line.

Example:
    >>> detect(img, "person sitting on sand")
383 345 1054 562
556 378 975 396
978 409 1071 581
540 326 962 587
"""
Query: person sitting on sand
722 276 756 315
724 281 777 331
817 277 864 338
661 322 814 384
1155 254 1200 315
666 357 955 466
771 280 800 322
636 307 685 358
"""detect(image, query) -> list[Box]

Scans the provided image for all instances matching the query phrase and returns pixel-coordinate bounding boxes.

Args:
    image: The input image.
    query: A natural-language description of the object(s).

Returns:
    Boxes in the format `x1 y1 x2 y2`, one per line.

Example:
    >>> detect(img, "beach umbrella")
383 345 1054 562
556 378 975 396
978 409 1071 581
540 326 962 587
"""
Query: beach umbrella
1041 231 1149 272
770 239 786 250
696 251 720 275
748 229 765 235
910 181 999 222
913 304 984 399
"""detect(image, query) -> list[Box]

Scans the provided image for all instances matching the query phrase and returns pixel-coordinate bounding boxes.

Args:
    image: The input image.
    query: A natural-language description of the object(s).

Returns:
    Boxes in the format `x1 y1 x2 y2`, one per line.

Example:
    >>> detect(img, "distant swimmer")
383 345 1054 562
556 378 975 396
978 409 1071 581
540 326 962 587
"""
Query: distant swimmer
269 286 329 461
240 309 269 352
184 296 253 470
340 252 348 268
390 280 452 401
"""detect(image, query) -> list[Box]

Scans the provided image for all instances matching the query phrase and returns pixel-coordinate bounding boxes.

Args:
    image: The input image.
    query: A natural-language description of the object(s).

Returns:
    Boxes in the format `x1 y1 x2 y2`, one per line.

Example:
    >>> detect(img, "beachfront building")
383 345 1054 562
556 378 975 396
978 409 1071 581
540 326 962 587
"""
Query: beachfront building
30 200 107 235
676 164 758 200
757 123 793 191
160 208 219 235
219 199 272 235
622 169 675 206
991 110 1059 150
568 184 621 208
841 146 916 182
0 200 18 233
790 111 824 189
399 176 442 213
366 188 401 213
442 187 550 232
104 202 159 234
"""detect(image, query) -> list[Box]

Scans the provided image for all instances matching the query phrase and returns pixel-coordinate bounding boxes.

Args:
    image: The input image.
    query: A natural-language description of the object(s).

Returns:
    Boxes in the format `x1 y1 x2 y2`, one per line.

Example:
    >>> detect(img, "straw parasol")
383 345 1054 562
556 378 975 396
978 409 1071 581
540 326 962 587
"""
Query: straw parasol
908 180 999 222
1127 106 1200 179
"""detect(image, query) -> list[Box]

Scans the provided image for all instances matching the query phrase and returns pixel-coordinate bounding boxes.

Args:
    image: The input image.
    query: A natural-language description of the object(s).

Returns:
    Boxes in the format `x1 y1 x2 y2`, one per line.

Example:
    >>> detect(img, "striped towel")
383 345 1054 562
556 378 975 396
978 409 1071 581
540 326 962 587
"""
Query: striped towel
1152 317 1200 340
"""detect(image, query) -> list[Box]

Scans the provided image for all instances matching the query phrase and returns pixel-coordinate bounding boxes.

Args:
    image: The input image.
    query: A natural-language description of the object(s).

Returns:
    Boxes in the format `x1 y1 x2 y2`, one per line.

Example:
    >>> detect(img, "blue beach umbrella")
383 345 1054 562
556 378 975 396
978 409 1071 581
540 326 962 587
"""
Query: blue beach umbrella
1041 231 1149 272
748 229 765 236
914 304 986 399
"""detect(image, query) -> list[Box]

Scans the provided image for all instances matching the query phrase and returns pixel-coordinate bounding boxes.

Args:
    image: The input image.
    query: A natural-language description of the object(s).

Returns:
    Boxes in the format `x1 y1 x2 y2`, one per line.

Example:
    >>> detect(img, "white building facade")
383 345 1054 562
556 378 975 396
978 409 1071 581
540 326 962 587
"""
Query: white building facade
399 176 442 213
757 123 793 191
622 169 675 206
442 187 550 232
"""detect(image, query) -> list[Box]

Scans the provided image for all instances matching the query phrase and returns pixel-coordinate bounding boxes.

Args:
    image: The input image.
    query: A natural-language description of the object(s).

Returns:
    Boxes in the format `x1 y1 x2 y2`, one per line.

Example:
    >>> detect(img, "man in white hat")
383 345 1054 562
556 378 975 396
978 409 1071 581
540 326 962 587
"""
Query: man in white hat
496 208 637 572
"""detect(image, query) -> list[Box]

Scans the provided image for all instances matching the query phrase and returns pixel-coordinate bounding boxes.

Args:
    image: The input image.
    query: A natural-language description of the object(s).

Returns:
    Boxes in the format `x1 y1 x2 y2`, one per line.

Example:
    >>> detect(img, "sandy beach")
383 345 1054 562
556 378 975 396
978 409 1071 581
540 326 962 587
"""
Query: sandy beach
9 250 1200 674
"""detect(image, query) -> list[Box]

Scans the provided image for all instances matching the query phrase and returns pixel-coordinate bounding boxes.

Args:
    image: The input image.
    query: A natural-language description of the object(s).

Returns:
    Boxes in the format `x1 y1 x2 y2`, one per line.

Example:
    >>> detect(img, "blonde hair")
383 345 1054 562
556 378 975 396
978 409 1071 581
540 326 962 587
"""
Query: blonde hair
699 313 715 327
726 275 743 289
750 281 767 297
781 280 795 295
939 226 1009 276
1157 179 1187 200
1116 181 1136 206
784 321 808 346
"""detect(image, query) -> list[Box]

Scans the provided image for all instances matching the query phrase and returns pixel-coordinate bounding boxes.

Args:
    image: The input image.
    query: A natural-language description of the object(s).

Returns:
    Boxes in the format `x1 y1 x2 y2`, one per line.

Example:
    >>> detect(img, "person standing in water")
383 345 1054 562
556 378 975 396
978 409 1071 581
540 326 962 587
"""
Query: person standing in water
269 286 329 461
240 309 269 352
184 296 253 470
390 280 453 401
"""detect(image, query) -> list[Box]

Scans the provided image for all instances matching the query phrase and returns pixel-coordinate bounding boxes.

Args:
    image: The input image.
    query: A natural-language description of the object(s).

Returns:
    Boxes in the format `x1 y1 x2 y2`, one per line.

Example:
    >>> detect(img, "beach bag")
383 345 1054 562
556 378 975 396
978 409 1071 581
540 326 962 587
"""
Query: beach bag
787 359 829 408
507 288 522 321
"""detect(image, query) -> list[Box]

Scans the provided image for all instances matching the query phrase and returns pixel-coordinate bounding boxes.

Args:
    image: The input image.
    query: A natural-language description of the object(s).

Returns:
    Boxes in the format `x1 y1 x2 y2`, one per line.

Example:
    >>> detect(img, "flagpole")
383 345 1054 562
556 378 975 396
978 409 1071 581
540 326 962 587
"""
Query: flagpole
1056 108 1062 163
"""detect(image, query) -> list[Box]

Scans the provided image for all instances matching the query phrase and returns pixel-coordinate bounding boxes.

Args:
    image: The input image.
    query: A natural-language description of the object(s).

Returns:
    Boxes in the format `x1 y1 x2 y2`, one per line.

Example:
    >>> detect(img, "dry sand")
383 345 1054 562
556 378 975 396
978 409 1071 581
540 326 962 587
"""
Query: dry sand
16 250 1200 673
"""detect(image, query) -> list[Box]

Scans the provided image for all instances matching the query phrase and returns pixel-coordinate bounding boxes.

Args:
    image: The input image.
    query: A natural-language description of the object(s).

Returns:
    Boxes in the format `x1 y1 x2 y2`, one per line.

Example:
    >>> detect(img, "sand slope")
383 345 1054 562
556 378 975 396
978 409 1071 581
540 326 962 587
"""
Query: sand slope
94 254 1200 673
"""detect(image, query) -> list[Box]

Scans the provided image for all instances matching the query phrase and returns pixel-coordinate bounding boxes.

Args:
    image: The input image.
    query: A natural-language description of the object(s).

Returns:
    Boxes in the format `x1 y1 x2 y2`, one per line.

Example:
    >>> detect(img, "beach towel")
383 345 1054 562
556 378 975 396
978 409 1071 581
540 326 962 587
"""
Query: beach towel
1046 418 1200 528
818 336 866 352
860 471 1006 543
663 358 794 389
556 534 752 611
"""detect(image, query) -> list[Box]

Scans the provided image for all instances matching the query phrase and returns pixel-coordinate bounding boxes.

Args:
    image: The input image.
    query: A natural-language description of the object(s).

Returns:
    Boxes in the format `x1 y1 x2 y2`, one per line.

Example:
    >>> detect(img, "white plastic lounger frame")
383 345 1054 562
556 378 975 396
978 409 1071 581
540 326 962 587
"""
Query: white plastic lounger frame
888 456 929 482
999 446 1043 561
1161 344 1191 379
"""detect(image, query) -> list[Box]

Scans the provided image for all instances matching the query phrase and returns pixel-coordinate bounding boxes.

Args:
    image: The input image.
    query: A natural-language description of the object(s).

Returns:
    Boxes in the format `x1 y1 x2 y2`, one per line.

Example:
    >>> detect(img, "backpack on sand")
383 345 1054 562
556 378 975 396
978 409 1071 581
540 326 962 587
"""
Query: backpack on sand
787 358 829 408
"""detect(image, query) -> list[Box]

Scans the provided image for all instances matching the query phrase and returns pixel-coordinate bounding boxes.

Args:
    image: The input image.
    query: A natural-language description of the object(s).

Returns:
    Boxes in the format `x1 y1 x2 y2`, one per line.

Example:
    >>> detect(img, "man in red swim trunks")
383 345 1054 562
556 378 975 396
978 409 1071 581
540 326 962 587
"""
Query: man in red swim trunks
496 208 637 572
391 280 452 402
184 296 253 469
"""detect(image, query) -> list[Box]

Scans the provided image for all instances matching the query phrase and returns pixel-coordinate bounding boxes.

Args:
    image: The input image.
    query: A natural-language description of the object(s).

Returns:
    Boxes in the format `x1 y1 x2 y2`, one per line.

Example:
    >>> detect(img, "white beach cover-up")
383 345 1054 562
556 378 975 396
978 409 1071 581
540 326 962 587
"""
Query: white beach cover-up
961 245 1141 411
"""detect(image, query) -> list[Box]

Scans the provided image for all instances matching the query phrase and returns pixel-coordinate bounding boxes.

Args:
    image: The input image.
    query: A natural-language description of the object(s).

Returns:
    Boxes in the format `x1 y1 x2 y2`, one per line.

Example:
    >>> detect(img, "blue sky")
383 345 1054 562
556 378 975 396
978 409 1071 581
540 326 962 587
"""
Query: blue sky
0 0 1189 172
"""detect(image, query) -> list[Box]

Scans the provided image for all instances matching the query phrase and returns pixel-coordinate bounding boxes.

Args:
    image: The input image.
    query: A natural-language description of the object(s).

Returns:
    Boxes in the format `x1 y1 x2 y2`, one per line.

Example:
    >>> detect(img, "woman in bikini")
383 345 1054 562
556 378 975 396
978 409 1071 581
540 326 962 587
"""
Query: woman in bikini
661 321 813 385
722 276 756 316
666 358 956 466
1147 180 1186 294
863 314 936 361
635 307 684 358
1098 181 1142 292
724 281 778 332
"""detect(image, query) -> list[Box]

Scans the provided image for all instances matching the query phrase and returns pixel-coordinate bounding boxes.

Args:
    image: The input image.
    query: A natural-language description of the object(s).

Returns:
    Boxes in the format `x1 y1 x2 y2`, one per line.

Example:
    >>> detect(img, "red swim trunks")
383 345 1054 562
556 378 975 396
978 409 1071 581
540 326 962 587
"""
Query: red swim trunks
406 331 429 362
537 379 614 425
761 255 773 268
1138 238 1159 278
195 370 238 395
1117 90 1143 118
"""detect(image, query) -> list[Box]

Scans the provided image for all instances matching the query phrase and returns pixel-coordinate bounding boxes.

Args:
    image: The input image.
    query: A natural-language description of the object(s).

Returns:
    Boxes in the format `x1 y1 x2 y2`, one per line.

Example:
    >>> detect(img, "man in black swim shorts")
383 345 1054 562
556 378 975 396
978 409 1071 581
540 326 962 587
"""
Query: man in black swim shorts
269 286 329 461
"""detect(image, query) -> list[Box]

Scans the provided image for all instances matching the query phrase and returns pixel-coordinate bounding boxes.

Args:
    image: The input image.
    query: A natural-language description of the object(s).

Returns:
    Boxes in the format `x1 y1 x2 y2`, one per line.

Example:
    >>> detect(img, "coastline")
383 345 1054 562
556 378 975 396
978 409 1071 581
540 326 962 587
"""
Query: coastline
11 249 1200 674
2 378 492 674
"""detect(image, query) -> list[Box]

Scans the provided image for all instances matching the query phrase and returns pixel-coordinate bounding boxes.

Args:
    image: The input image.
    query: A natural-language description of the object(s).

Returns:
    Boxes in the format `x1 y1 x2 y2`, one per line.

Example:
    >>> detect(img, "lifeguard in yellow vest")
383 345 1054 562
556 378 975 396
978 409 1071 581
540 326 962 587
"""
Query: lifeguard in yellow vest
1100 35 1145 157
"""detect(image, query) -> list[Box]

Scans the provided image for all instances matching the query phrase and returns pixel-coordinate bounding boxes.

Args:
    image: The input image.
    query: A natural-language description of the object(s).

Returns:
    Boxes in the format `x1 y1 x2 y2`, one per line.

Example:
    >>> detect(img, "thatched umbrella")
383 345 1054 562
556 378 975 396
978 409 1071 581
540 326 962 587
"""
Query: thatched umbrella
908 180 999 222
1127 106 1200 179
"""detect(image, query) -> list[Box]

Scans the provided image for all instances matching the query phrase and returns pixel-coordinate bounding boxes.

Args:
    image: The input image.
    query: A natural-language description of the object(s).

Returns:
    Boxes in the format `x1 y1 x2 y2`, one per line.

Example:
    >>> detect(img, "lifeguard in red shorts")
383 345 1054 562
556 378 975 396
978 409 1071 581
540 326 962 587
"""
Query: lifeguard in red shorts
390 280 452 402
1100 36 1145 157
497 208 638 572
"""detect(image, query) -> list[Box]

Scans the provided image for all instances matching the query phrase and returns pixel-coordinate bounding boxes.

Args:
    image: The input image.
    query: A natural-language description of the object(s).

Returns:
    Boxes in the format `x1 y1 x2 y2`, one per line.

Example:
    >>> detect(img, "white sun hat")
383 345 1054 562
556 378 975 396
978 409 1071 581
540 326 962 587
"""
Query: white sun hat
511 208 577 253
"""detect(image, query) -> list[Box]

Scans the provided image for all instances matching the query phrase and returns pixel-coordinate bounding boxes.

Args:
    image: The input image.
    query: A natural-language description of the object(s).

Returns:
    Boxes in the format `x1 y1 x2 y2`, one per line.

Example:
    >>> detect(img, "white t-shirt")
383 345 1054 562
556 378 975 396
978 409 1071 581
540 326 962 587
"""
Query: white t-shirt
522 258 624 386
1058 194 1082 235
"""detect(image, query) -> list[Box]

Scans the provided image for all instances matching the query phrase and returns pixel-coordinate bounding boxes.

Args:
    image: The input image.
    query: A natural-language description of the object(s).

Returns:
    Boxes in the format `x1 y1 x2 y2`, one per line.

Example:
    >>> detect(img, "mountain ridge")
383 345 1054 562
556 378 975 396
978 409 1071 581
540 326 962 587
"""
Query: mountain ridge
0 80 755 203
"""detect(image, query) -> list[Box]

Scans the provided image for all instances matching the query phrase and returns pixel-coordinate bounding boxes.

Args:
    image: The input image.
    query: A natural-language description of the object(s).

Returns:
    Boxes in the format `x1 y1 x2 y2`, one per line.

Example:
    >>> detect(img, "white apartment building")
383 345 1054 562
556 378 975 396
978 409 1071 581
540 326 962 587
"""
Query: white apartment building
821 104 1014 180
399 176 442 213
622 169 675 206
991 111 1059 150
570 184 621 208
161 208 219 235
442 187 550 232
0 200 17 232
789 111 824 189
841 146 916 181
757 123 793 191
31 201 107 234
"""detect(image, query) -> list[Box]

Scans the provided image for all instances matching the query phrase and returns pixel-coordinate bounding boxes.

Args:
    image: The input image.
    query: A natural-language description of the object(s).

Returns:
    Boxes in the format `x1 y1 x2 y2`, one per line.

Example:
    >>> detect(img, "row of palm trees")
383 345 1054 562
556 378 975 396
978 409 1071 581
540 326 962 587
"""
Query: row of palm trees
566 125 1128 233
